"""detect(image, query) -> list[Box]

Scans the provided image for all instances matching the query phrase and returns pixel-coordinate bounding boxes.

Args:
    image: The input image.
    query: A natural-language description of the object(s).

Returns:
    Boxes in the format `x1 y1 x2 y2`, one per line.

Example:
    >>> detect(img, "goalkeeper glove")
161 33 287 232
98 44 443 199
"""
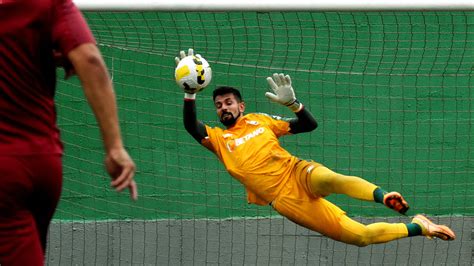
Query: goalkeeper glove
175 48 199 98
175 48 194 67
265 73 302 112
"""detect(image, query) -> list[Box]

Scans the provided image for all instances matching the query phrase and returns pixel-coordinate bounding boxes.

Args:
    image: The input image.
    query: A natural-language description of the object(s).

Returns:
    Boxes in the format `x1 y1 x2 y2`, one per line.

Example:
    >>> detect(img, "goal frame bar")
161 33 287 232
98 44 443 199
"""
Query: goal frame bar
74 0 474 11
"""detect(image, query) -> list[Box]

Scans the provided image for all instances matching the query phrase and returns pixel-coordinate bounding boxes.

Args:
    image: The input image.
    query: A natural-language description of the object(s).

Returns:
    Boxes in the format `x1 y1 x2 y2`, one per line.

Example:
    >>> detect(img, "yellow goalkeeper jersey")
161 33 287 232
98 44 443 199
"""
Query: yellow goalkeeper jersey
203 113 299 205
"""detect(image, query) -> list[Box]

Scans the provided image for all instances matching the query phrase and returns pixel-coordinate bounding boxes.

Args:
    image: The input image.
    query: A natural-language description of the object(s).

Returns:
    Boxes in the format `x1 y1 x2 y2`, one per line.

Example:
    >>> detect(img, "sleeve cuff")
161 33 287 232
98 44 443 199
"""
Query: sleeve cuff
288 99 303 112
184 93 196 100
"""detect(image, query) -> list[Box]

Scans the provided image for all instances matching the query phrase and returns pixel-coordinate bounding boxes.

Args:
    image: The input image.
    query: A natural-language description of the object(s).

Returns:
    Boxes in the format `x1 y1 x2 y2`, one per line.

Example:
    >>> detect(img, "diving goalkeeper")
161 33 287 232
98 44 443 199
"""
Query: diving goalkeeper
178 49 455 246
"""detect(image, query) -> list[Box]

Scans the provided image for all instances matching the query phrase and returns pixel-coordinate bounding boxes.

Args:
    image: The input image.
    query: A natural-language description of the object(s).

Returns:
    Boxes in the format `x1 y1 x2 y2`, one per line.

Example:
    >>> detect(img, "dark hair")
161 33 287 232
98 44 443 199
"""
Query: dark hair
213 86 242 102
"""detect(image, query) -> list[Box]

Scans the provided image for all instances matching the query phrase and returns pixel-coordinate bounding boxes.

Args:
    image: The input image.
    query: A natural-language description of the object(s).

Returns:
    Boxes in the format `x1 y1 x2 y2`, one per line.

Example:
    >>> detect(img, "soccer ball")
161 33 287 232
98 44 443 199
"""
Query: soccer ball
175 55 212 93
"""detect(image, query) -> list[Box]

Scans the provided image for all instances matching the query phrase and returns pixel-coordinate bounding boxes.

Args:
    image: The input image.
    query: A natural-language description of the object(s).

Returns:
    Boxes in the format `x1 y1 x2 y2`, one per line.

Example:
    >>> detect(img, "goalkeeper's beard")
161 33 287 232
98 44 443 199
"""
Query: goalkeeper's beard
220 111 241 127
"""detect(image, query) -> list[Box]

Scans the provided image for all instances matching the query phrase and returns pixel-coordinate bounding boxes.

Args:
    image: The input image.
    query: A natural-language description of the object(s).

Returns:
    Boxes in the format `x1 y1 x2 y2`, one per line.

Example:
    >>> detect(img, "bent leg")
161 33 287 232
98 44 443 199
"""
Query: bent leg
274 161 413 246
338 215 408 247
272 193 410 247
309 166 377 201
272 193 347 241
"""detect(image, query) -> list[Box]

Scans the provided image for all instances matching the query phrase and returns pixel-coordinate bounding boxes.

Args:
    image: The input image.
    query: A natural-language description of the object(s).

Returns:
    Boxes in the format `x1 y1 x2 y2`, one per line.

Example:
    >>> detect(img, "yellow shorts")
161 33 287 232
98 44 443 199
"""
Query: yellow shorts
270 160 347 241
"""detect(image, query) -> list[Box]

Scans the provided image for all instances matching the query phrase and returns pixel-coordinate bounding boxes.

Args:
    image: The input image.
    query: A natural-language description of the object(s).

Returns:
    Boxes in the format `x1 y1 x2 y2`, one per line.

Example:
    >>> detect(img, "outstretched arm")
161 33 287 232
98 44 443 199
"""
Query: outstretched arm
176 49 209 143
265 73 318 134
68 43 138 201
183 93 208 143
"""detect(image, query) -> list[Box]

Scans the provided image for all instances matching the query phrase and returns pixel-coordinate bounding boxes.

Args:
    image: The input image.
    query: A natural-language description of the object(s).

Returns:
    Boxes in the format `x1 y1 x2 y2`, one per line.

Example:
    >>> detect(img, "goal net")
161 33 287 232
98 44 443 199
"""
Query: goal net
47 2 473 265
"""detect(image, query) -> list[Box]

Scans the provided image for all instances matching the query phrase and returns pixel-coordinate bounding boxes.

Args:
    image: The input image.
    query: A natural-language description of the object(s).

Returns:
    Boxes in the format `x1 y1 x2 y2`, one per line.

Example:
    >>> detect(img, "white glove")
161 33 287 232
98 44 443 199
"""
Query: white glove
175 48 199 98
175 48 193 66
175 48 204 66
265 73 302 112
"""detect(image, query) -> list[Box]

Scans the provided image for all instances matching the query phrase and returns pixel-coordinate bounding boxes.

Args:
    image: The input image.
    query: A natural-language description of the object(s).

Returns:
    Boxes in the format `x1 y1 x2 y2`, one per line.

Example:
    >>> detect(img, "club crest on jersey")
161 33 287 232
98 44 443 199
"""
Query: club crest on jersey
246 120 259 125
225 127 265 152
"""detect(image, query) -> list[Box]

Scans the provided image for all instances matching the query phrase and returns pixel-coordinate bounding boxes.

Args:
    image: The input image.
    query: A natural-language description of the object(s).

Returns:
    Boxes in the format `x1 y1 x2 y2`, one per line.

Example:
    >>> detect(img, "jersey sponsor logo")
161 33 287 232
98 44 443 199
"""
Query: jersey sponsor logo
225 127 265 152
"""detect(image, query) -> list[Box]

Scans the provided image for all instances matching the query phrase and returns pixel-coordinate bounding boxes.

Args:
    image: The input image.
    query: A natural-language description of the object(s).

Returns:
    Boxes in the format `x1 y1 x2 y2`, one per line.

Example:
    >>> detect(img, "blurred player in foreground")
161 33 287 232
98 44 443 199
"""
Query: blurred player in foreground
178 49 455 246
0 1 137 265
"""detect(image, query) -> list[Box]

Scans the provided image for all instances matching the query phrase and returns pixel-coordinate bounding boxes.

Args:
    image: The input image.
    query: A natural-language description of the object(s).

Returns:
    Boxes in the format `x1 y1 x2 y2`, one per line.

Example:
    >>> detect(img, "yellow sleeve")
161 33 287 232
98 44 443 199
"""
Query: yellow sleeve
202 125 217 152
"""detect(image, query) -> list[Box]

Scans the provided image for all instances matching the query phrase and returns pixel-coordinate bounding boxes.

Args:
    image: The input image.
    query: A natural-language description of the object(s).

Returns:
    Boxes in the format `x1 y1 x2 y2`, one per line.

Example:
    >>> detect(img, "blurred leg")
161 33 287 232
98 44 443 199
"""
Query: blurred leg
27 155 63 252
0 156 43 266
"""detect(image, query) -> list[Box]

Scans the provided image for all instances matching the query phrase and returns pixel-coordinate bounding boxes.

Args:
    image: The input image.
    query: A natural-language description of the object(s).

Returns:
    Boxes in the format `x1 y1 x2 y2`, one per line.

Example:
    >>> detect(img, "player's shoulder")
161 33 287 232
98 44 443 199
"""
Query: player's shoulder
246 112 273 120
248 112 291 122
205 124 223 133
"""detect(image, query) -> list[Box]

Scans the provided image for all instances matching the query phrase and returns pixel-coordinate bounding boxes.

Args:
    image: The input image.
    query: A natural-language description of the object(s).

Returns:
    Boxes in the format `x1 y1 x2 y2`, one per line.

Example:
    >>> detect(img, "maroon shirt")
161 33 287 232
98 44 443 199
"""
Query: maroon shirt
0 0 95 155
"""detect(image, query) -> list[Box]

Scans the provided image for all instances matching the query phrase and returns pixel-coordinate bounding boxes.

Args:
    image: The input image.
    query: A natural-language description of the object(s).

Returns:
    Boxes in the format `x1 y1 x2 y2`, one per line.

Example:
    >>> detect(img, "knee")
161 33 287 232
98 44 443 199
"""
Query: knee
351 236 371 247
310 172 335 195
340 227 373 247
